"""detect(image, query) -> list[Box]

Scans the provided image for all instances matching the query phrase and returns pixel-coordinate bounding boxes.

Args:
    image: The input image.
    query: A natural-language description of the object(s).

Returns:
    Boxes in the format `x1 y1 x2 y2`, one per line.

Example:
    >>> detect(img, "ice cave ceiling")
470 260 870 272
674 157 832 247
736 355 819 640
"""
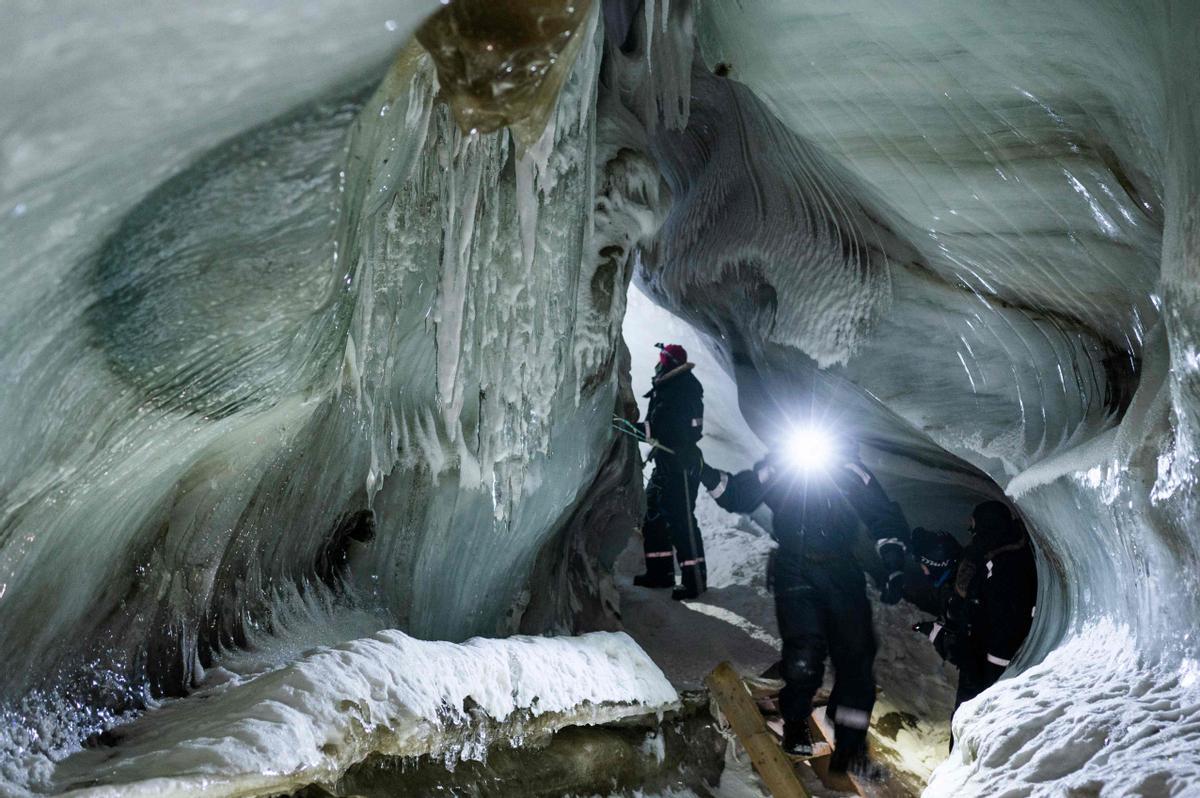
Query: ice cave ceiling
1 0 1199 795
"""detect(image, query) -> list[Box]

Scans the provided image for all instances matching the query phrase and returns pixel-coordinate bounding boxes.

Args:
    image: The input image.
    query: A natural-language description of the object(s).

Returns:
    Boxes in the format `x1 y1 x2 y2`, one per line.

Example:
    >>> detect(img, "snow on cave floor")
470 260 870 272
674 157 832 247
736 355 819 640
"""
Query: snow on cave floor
614 489 958 798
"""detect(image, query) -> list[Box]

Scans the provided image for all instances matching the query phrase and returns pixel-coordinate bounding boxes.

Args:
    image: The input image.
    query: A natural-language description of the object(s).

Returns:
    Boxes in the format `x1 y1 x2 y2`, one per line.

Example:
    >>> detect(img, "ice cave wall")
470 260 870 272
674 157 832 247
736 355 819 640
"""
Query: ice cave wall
0 1 644 716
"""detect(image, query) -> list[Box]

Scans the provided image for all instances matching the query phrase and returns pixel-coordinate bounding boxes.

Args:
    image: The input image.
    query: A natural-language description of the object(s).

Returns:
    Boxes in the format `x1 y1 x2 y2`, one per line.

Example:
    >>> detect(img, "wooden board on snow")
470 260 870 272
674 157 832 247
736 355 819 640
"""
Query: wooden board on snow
706 661 812 798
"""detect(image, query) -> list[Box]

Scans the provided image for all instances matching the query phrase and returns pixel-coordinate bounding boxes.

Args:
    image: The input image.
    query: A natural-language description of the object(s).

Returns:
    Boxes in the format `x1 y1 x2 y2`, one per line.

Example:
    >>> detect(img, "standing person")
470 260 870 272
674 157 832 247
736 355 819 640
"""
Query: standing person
908 527 966 656
631 343 708 601
701 432 909 778
953 501 1038 703
908 527 974 747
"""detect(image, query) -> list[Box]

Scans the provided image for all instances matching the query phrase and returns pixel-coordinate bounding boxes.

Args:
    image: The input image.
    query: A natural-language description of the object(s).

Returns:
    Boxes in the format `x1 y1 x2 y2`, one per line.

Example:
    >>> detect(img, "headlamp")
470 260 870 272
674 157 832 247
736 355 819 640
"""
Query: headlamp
784 426 837 472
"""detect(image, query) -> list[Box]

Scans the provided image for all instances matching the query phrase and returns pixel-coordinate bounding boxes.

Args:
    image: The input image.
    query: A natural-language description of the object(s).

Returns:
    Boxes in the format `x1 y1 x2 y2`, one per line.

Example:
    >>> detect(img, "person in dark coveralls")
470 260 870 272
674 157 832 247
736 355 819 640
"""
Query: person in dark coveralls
700 431 909 777
953 501 1038 705
632 343 708 601
909 503 1037 747
908 527 970 746
908 526 966 656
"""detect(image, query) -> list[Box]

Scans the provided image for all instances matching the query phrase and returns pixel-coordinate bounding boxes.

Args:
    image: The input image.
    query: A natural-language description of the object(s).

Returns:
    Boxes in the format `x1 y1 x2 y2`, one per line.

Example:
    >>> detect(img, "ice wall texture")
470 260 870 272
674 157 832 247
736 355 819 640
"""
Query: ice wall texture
614 0 1199 793
0 0 641 740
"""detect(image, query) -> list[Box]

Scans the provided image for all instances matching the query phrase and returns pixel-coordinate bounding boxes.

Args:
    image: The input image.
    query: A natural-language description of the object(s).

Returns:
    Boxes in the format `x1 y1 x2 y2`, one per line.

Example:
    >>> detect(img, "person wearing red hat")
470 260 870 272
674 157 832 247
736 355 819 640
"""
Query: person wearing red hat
632 343 708 600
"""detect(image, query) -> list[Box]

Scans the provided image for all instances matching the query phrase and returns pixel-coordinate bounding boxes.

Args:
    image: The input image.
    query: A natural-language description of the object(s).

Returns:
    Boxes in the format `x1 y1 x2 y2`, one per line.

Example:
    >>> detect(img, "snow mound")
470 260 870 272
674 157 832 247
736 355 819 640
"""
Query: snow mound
694 491 776 591
928 620 1200 797
39 631 677 798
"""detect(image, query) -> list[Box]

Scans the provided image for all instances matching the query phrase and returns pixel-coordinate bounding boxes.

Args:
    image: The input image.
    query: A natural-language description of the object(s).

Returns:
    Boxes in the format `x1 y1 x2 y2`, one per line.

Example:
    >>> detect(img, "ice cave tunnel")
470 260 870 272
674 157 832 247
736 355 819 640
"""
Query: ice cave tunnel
1 1 1198 796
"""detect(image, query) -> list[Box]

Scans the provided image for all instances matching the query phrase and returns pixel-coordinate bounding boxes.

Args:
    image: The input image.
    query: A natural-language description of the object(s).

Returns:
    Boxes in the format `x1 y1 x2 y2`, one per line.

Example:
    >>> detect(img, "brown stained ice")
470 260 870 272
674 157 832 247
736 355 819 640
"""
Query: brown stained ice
416 0 593 150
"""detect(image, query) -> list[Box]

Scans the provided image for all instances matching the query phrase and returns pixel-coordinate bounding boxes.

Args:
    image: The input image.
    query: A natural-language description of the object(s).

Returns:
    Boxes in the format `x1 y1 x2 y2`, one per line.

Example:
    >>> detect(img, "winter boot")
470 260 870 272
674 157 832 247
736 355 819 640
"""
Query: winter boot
672 558 706 600
829 728 886 783
781 721 814 757
633 571 675 588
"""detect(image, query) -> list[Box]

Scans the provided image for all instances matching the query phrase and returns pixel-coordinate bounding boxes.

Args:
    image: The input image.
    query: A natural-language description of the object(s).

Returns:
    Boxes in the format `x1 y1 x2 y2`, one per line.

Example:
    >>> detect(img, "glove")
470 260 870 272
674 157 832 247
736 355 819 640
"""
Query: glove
881 570 905 605
878 539 907 574
753 456 776 484
934 627 961 665
700 463 722 491
912 620 936 636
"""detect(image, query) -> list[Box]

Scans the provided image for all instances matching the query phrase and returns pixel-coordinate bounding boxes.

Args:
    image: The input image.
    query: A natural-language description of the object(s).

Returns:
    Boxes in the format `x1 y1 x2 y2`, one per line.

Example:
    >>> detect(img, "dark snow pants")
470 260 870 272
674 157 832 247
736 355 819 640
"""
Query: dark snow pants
948 654 1000 751
641 462 706 592
775 556 876 755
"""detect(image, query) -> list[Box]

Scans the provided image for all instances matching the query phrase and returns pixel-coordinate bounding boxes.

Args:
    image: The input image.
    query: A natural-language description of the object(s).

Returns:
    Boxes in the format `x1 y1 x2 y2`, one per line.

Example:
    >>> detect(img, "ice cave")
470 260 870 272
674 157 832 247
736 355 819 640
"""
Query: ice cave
1 1 1198 796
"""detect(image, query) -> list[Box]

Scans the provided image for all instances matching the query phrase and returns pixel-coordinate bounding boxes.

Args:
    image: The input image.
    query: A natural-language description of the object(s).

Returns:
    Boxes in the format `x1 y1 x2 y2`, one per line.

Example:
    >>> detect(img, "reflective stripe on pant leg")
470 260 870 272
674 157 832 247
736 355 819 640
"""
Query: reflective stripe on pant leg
987 653 1011 667
645 551 674 558
679 558 705 566
834 706 871 730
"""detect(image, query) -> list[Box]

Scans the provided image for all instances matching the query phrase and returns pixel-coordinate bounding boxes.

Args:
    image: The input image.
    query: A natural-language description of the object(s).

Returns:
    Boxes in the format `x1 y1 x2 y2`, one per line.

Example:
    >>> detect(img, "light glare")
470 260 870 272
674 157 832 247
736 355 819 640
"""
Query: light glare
786 426 836 471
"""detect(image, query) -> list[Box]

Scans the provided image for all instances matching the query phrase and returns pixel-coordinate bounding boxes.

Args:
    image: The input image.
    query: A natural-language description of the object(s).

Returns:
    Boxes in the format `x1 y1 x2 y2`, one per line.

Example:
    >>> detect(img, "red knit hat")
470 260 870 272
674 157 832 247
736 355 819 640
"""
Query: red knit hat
658 343 687 368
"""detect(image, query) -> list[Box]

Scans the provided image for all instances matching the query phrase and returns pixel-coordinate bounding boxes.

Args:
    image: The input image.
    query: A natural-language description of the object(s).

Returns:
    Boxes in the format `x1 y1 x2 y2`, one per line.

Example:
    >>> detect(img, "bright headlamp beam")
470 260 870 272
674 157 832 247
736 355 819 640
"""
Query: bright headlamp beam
785 426 836 471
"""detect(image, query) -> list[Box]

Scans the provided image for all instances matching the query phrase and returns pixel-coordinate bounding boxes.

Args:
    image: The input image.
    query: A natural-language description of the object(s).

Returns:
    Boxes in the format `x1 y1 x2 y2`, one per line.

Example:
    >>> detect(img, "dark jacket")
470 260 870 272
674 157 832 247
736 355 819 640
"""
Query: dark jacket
955 517 1038 669
706 455 909 565
640 363 704 468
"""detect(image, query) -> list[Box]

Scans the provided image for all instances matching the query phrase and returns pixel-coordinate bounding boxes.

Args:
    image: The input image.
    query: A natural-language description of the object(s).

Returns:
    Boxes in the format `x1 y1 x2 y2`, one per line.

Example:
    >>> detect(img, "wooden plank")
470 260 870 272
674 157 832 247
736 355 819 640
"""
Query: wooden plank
706 662 811 798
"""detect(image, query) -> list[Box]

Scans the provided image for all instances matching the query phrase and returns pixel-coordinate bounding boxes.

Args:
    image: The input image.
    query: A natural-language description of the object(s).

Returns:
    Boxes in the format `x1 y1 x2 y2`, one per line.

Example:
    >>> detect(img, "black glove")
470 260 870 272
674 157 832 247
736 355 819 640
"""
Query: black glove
934 627 961 665
912 620 936 636
878 540 907 574
881 571 905 605
700 463 722 491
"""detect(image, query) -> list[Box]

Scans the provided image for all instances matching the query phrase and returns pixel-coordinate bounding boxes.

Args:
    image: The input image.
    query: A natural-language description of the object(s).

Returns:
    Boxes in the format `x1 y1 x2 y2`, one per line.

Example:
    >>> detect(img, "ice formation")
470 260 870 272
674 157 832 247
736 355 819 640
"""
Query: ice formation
2 0 1200 795
1 0 654 787
40 630 676 797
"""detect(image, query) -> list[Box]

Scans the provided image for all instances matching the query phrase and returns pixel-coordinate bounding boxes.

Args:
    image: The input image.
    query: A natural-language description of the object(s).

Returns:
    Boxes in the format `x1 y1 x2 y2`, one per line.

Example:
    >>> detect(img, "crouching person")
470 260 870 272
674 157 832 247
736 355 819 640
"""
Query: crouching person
701 433 910 779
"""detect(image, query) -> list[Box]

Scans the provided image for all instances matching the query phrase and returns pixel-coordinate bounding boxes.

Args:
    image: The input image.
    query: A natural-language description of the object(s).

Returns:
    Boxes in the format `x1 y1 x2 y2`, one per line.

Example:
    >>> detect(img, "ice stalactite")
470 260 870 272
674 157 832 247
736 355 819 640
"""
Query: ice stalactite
0 2 650 769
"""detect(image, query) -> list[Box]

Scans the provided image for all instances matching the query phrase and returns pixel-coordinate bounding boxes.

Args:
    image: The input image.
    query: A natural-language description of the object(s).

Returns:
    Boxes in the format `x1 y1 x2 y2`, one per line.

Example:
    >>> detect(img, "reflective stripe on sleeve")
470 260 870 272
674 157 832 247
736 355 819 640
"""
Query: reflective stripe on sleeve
875 537 906 554
844 463 871 485
929 622 943 644
834 707 871 730
987 653 1011 667
710 473 729 498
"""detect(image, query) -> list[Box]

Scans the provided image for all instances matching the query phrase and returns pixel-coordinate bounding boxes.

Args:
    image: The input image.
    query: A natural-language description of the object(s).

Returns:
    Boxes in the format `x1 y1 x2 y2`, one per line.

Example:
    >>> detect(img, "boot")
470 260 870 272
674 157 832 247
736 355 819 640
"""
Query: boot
672 559 705 600
781 721 814 757
634 572 674 589
671 584 700 601
829 730 886 783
